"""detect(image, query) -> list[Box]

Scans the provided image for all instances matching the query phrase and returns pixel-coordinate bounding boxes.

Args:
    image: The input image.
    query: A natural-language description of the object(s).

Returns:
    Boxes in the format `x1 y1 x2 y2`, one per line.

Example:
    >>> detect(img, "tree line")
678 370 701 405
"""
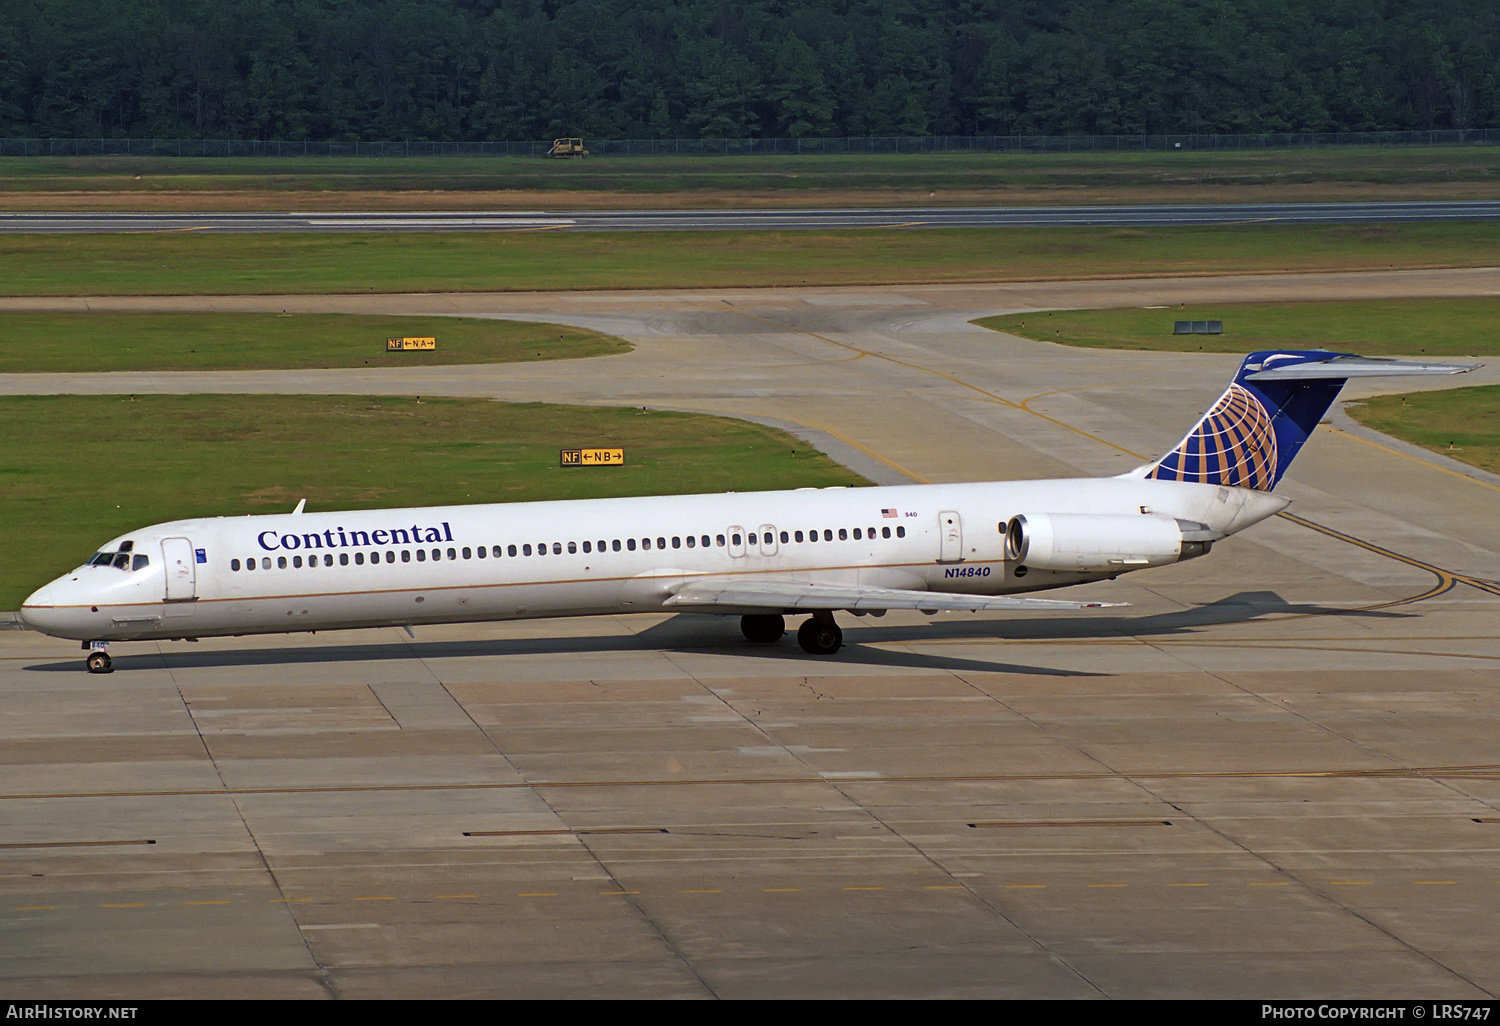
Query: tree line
1 0 1496 142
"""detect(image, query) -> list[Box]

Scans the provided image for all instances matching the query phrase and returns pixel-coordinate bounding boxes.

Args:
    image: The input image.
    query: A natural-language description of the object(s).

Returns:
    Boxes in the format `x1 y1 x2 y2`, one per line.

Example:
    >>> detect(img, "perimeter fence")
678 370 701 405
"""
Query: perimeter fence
2 129 1498 158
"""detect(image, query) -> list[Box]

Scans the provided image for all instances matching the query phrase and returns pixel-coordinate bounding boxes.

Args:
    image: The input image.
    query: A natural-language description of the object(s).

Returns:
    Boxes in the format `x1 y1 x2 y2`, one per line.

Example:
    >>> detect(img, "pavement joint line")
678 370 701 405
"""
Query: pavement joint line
8 763 1500 803
15 876 1500 911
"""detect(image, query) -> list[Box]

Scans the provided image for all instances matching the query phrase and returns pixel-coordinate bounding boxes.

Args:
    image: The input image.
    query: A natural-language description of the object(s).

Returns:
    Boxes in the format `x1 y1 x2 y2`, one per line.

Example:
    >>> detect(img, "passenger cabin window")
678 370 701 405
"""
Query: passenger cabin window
627 539 636 551
231 559 241 571
339 553 349 566
462 547 472 559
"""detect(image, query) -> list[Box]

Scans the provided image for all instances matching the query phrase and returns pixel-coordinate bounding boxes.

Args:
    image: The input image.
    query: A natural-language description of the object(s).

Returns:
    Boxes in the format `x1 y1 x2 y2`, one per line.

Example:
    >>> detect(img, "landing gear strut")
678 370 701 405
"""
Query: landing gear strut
740 613 785 643
796 613 843 655
85 648 113 674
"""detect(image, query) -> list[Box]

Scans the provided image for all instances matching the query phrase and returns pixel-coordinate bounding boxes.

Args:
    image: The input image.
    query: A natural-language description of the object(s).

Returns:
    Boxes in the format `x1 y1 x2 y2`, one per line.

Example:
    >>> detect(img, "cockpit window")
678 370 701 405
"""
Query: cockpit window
112 553 131 569
88 552 114 567
132 554 150 571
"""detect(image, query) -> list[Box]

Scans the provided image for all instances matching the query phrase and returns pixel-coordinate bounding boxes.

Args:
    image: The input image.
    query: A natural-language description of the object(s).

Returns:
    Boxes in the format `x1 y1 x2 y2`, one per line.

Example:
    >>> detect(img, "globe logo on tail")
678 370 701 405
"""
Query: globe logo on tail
1145 383 1278 491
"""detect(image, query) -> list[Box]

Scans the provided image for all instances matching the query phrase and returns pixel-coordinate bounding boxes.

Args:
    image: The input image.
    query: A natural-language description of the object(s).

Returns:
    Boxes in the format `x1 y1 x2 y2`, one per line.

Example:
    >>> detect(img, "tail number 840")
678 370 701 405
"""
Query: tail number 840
944 566 991 578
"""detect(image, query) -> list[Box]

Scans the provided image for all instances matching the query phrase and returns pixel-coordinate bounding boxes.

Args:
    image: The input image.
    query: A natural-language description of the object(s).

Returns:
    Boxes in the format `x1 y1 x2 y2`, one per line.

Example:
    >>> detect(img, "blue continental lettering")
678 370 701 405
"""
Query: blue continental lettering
257 524 457 552
944 566 991 578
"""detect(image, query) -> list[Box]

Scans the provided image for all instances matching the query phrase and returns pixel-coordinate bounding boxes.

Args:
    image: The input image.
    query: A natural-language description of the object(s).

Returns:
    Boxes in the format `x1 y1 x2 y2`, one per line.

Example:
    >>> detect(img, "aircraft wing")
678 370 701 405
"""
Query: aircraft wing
663 578 1124 613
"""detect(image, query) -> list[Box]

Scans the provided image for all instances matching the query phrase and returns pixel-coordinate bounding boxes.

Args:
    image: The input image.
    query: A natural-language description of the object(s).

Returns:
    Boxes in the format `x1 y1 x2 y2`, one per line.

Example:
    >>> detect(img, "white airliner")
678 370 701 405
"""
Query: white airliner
21 350 1474 673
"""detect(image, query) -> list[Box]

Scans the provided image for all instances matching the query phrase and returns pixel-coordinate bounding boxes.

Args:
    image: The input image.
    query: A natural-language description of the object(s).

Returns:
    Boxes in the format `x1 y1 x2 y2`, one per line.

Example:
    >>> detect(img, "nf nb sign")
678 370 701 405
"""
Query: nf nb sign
560 448 625 467
387 337 436 350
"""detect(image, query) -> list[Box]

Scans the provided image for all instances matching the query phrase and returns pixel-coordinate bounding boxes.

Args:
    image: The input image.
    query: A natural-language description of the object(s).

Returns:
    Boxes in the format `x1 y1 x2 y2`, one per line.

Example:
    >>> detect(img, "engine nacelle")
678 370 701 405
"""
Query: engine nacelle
1004 513 1212 573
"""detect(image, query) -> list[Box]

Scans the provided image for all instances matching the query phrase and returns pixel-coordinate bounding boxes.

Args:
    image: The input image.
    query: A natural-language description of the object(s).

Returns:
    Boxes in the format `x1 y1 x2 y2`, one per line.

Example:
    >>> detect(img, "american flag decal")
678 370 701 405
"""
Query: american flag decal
881 508 898 518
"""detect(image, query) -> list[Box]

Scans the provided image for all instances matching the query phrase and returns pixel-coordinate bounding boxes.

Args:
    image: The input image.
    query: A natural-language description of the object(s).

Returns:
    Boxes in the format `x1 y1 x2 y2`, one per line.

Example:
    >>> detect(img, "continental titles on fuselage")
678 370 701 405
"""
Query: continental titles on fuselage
257 522 454 552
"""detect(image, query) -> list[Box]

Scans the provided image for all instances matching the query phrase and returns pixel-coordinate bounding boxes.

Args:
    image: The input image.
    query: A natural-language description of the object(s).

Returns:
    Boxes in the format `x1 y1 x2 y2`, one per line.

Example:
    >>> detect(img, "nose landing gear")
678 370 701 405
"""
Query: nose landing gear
796 613 843 655
84 648 113 674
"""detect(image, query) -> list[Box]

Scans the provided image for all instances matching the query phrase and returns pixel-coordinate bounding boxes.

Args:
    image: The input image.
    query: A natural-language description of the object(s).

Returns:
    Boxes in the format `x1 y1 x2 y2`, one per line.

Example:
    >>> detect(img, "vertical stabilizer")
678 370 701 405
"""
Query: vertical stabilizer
1141 350 1478 491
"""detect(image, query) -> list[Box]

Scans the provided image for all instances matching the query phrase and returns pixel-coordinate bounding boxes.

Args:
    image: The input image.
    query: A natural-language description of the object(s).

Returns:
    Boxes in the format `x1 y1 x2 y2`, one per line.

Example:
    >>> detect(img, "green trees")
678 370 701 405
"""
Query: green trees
0 0 1495 140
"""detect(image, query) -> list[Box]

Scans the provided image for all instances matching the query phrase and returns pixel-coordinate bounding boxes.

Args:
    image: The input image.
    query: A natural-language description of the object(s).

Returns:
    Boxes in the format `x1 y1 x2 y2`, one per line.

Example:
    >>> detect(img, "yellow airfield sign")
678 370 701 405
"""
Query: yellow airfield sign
386 337 436 351
560 448 625 467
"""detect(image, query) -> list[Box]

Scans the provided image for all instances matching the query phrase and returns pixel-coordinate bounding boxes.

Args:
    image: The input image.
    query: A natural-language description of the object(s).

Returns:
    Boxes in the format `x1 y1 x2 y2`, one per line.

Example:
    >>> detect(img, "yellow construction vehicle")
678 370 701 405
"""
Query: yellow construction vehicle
546 137 589 158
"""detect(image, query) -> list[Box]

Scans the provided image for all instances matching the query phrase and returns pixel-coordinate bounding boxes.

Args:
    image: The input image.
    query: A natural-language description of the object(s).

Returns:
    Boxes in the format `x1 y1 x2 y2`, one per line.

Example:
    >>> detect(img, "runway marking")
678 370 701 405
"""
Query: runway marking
15 905 59 911
681 889 723 894
100 902 146 907
436 893 478 899
185 900 230 905
1324 424 1500 496
517 892 558 897
0 838 156 849
352 895 395 901
844 886 886 891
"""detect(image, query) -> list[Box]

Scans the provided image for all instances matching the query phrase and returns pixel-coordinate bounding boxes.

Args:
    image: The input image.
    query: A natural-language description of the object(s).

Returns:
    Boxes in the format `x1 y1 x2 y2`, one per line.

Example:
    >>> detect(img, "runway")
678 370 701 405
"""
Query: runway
2 271 1499 997
4 199 1500 232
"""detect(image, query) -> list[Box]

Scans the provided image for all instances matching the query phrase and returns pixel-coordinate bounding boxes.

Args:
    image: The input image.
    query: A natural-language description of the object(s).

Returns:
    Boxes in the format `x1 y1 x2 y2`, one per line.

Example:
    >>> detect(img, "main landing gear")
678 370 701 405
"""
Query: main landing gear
83 643 113 674
796 613 843 655
741 612 843 655
740 614 786 644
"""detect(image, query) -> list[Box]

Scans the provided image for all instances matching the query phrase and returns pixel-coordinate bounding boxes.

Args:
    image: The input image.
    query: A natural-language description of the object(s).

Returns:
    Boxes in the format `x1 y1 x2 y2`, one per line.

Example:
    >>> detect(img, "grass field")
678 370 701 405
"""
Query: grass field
2 147 1497 209
0 312 628 373
2 222 1498 296
1348 385 1500 475
974 297 1500 356
0 394 866 607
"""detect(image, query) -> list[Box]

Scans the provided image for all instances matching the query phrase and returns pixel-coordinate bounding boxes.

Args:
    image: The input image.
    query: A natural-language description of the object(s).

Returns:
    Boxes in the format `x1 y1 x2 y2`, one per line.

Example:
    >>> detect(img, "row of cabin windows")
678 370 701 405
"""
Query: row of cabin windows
228 524 909 572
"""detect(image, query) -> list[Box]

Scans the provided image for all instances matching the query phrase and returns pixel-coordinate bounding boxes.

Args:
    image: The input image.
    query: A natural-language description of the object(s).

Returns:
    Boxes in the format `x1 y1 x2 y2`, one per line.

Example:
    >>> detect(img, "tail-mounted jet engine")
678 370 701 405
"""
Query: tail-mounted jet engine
1004 513 1213 574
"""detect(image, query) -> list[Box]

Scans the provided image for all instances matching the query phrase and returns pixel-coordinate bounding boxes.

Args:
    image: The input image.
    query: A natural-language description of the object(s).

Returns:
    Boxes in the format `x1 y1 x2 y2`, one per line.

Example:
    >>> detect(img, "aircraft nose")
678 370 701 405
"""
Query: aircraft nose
19 578 79 636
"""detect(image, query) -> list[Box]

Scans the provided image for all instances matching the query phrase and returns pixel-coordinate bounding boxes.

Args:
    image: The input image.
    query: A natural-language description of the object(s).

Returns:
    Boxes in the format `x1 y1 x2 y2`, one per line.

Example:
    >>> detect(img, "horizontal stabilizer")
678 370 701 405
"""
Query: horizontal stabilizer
1243 354 1480 381
665 578 1124 614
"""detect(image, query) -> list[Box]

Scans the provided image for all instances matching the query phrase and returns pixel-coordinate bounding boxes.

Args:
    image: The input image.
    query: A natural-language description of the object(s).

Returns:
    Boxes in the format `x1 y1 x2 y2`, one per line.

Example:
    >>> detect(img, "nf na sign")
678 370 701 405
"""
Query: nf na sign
387 337 436 351
560 448 625 467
